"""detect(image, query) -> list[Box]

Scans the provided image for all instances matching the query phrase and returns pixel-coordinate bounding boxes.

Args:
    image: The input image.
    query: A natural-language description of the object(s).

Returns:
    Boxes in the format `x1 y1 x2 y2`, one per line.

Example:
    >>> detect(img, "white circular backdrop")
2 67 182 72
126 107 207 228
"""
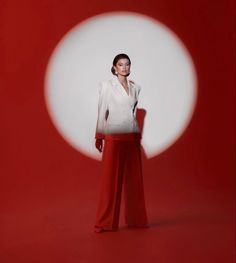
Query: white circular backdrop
44 11 197 160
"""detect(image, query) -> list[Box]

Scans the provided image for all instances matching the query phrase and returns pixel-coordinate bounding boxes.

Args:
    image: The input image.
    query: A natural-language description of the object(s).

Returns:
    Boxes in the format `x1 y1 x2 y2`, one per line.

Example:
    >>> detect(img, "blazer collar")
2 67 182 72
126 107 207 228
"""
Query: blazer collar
110 75 131 88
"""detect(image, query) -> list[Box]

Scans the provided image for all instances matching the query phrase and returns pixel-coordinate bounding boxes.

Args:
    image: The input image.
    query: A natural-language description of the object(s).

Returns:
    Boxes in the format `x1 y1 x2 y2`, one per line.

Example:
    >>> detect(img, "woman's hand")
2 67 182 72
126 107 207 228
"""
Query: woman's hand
95 138 103 153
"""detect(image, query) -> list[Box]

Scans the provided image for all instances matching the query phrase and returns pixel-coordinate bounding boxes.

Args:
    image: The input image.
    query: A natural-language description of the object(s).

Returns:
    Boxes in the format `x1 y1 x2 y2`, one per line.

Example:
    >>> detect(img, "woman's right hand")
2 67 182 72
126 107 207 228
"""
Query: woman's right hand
95 139 103 153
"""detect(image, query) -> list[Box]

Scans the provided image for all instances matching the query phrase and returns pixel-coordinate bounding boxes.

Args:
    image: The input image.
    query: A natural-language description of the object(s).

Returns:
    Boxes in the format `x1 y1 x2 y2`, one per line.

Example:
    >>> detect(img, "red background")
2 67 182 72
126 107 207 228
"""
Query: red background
1 1 235 262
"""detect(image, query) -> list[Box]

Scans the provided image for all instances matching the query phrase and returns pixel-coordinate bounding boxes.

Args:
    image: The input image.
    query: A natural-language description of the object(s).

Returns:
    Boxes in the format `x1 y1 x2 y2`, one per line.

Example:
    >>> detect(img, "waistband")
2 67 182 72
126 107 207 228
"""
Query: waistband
104 132 142 141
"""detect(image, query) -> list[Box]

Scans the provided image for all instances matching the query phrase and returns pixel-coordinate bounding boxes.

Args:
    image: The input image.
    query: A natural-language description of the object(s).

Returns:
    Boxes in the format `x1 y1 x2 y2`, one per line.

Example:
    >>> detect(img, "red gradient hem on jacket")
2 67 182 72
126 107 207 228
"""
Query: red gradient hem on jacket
95 132 142 141
95 132 105 140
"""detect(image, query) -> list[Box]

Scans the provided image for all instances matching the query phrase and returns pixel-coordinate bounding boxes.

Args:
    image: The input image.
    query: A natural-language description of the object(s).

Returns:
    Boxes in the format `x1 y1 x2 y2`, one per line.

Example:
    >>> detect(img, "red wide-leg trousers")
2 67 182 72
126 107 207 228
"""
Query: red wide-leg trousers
94 133 148 231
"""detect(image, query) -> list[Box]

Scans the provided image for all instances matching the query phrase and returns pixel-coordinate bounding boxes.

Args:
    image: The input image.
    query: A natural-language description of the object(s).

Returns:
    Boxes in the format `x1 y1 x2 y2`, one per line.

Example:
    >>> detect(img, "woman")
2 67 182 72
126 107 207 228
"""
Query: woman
94 53 149 233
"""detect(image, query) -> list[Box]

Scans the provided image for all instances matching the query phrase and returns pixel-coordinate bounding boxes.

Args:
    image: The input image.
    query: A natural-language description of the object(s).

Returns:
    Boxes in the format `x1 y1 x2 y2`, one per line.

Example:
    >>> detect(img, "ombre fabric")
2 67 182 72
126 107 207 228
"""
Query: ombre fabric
94 133 148 232
95 76 141 140
104 132 141 141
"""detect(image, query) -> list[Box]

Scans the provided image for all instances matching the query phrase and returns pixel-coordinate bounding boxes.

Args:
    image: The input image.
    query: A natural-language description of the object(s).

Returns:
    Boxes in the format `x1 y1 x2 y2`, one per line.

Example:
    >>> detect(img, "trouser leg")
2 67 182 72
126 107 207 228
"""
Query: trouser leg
95 140 126 230
123 140 149 226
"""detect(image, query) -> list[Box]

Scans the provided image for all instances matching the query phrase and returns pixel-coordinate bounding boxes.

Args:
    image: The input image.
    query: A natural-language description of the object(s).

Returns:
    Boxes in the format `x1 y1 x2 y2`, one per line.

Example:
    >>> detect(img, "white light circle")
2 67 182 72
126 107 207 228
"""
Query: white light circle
44 11 197 160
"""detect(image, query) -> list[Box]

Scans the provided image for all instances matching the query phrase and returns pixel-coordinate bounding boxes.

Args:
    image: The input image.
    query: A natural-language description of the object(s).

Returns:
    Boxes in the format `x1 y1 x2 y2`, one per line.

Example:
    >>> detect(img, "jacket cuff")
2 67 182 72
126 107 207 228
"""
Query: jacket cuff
95 132 105 140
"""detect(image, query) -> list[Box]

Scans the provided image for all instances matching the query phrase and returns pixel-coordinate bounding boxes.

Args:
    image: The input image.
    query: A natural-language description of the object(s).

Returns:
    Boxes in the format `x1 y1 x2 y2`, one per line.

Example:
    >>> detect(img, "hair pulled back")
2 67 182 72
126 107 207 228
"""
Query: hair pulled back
111 53 131 76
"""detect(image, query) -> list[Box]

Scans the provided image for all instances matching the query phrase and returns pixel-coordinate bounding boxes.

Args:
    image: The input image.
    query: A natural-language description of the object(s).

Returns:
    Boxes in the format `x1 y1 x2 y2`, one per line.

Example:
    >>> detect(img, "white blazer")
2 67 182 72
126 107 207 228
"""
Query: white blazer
95 75 141 139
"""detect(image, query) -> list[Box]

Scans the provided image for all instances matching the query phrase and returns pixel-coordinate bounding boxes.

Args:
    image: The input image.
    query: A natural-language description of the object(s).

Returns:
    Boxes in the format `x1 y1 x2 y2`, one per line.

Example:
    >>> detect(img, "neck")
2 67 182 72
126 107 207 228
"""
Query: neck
117 74 127 84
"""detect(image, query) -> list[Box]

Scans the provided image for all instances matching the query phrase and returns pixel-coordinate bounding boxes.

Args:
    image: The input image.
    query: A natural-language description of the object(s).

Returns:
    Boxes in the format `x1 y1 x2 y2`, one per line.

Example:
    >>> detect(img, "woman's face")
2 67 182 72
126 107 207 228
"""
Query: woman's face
114 58 131 76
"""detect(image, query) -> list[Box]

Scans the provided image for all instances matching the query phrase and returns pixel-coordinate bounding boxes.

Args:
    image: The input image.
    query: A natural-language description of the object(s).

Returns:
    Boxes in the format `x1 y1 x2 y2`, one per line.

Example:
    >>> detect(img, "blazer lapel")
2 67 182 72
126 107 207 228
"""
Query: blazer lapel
110 76 132 97
110 76 136 107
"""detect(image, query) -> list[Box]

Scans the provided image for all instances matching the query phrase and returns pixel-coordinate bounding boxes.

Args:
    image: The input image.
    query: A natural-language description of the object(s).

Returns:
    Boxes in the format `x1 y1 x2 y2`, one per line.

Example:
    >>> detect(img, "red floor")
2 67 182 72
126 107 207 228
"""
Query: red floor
1 154 234 263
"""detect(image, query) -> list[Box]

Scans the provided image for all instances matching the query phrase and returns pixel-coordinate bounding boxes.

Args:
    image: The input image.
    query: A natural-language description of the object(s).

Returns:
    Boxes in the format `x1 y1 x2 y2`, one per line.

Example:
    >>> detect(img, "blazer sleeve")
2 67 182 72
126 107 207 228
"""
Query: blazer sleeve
133 84 141 117
95 81 109 139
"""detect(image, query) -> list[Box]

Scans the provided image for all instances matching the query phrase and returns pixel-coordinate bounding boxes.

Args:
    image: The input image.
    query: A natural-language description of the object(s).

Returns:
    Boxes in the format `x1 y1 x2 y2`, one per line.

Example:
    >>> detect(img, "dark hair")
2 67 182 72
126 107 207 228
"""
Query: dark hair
111 53 131 76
